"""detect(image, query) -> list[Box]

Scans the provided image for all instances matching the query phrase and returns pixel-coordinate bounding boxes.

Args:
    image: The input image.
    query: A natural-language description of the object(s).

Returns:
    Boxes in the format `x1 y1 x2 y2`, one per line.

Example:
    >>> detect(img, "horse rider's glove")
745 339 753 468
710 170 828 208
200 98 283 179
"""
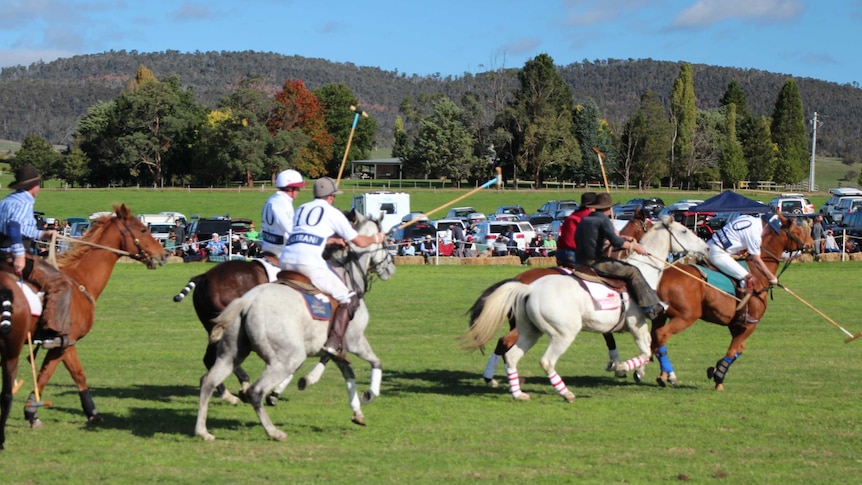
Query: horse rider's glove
768 277 779 286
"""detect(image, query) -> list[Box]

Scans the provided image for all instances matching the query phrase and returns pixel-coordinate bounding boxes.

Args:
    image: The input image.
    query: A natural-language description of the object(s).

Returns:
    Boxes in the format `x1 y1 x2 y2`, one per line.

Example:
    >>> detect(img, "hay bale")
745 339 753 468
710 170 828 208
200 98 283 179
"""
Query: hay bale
816 253 842 262
527 257 556 266
433 257 462 266
795 253 814 263
487 256 522 266
461 257 490 266
394 256 425 265
850 252 862 261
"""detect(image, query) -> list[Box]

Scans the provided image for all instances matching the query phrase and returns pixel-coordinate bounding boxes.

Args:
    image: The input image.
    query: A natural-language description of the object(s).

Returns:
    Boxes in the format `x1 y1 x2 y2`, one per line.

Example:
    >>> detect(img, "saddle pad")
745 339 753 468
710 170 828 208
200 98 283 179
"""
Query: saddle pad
252 257 281 282
694 261 750 295
580 280 627 311
16 281 43 317
300 292 332 321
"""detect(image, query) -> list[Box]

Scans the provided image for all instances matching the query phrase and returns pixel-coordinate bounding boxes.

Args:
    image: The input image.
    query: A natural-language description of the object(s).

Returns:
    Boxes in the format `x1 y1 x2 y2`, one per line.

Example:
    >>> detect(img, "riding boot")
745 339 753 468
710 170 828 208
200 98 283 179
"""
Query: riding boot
29 261 76 349
733 274 758 324
323 295 359 364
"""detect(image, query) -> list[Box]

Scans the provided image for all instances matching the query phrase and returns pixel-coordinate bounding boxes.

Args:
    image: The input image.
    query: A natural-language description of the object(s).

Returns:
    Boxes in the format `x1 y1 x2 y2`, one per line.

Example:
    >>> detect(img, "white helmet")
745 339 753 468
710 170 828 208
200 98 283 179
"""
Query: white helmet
275 169 307 189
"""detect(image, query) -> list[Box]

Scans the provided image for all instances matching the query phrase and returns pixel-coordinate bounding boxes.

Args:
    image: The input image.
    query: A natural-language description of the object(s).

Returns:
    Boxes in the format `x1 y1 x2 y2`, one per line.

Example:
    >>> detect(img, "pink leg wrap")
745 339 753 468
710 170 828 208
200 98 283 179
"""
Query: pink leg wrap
506 368 522 397
548 371 568 396
623 356 646 371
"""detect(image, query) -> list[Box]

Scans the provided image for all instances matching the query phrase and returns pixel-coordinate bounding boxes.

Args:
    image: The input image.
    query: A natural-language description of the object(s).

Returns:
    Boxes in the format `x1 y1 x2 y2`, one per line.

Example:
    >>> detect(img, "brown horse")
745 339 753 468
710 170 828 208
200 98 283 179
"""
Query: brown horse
0 204 167 449
651 213 813 390
472 208 654 387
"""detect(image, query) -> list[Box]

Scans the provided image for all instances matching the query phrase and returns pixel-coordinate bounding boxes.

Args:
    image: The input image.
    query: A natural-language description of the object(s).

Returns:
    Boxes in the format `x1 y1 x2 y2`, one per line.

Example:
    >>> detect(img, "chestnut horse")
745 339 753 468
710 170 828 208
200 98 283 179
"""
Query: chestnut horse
0 204 167 450
652 213 813 390
473 208 654 387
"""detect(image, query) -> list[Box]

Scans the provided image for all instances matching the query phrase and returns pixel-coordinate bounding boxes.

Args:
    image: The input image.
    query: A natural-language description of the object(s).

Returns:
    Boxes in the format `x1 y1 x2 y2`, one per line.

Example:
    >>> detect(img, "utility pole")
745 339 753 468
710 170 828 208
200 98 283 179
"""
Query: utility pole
809 112 822 192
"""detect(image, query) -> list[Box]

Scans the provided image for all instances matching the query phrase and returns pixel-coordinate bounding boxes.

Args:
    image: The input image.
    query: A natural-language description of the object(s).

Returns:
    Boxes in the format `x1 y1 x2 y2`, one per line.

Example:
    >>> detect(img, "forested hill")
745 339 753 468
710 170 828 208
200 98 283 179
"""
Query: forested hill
1 50 860 159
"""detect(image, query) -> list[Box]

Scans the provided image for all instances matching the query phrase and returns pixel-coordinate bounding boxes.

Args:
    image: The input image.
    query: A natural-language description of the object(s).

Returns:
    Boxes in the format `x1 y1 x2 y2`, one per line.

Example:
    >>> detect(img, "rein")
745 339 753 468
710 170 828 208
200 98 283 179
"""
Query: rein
55 217 152 263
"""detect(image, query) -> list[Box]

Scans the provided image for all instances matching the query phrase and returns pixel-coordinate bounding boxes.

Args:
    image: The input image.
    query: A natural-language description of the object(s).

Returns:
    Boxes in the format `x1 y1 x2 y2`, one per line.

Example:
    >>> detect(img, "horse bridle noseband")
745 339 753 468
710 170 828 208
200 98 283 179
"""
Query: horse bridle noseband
112 216 156 265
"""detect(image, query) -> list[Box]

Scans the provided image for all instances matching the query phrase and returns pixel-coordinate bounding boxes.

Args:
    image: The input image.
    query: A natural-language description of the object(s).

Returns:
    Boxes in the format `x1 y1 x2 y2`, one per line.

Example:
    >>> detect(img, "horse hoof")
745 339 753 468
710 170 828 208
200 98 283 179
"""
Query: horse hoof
715 383 725 391
604 360 616 372
269 430 288 442
352 412 366 426
221 392 241 405
561 391 576 403
633 369 644 383
485 378 499 389
86 414 103 426
197 431 216 442
265 393 279 407
656 375 668 388
513 393 531 401
360 390 376 405
297 377 308 391
706 366 716 380
614 370 628 379
29 418 43 429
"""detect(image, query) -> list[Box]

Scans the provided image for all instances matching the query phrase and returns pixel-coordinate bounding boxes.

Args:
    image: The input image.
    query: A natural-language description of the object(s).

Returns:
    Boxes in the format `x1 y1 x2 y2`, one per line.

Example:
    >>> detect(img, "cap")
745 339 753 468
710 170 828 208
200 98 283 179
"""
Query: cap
275 169 306 188
8 164 42 190
425 234 433 240
212 233 219 238
313 177 343 198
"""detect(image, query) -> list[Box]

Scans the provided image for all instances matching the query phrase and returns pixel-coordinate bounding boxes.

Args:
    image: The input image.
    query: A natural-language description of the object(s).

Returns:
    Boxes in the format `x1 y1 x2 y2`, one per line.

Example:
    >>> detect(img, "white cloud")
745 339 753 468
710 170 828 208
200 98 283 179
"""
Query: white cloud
672 0 805 28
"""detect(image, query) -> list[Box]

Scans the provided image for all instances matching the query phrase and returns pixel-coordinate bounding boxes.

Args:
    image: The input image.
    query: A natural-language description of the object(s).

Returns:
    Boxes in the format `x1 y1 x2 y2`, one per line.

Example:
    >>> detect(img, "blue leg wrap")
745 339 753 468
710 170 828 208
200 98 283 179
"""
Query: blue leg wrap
656 345 674 373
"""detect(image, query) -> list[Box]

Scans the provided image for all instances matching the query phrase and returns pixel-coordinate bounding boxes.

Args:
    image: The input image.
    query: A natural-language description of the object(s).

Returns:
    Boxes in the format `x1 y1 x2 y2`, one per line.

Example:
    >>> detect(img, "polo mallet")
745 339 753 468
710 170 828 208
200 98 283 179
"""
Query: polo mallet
592 147 615 221
777 284 862 343
389 174 500 235
13 378 24 395
26 331 50 407
335 105 369 187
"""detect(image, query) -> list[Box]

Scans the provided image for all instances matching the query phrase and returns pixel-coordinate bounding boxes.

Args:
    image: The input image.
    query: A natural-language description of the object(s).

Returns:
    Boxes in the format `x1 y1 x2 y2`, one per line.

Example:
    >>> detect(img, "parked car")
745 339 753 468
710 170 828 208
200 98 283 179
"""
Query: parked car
186 216 234 243
767 193 815 215
534 200 578 218
390 218 437 251
528 214 554 235
471 221 536 252
493 205 528 219
624 197 666 218
432 219 467 241
829 197 862 223
488 213 520 222
69 221 91 238
445 206 477 221
820 187 862 222
666 199 704 212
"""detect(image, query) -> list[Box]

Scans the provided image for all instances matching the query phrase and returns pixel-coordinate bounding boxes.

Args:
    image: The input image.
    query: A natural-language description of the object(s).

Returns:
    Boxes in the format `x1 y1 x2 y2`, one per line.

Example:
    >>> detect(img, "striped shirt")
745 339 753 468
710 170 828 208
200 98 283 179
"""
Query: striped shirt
0 190 40 257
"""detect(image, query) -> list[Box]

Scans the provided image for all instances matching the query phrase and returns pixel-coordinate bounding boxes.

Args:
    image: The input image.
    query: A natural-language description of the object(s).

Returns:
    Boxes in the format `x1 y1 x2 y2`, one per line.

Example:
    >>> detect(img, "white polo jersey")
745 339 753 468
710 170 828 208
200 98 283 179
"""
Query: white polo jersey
711 215 763 256
279 198 358 268
260 190 296 255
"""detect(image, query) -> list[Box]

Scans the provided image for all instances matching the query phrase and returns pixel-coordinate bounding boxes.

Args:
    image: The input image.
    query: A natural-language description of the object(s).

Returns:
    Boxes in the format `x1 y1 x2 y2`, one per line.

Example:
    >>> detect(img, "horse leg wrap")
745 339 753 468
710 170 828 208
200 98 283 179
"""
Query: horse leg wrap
79 389 97 418
24 391 38 421
506 367 522 398
656 345 674 374
483 354 501 381
709 354 738 384
622 356 646 372
548 371 568 396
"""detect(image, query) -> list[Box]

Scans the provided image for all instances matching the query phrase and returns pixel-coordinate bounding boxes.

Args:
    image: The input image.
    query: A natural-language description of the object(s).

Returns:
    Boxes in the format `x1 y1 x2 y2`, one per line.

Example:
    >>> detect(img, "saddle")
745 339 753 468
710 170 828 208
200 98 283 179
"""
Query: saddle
555 265 629 313
570 264 628 293
273 270 336 320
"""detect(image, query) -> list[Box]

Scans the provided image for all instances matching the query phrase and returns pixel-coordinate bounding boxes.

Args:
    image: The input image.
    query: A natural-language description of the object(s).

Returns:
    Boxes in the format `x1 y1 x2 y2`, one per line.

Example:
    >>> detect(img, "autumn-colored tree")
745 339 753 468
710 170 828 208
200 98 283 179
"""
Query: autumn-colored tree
269 79 333 177
314 83 377 176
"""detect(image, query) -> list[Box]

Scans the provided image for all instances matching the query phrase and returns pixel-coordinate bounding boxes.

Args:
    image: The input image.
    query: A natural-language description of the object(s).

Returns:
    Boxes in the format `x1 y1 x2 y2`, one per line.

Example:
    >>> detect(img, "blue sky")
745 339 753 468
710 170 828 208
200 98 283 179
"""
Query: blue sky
0 0 858 86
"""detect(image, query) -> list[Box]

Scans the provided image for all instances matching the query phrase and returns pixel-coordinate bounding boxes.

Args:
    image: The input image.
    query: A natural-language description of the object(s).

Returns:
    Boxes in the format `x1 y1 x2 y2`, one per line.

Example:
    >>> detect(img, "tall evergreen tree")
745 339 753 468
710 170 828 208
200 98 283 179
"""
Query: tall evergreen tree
315 83 377 176
745 116 777 183
573 99 601 183
719 105 747 188
628 90 671 188
408 97 477 186
770 79 808 183
12 134 58 177
669 63 696 188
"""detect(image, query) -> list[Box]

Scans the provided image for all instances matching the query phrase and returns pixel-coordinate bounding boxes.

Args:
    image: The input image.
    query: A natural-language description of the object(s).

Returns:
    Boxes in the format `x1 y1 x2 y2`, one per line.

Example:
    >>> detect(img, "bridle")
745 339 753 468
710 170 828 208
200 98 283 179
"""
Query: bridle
338 219 394 297
56 216 158 267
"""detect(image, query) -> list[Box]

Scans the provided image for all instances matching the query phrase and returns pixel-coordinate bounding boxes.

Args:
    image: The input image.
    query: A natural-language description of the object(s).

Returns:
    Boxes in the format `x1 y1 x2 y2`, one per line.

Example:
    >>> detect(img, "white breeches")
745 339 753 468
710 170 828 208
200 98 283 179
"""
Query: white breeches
281 263 353 304
707 241 750 281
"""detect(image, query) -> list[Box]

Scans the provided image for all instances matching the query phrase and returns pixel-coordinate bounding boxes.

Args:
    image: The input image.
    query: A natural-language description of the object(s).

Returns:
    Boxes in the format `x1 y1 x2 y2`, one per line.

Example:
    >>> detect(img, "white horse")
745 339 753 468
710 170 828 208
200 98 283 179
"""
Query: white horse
464 216 708 402
195 214 395 442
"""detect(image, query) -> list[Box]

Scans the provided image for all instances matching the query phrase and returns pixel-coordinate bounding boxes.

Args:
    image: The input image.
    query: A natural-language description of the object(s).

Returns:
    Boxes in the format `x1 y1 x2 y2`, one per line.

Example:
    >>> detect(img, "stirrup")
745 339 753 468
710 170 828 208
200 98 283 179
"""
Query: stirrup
323 346 351 364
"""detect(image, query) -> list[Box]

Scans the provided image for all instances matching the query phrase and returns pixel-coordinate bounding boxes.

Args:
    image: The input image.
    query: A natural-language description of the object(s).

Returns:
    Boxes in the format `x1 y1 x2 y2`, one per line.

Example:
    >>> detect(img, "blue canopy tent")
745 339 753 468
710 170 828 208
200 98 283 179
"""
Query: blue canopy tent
690 190 770 214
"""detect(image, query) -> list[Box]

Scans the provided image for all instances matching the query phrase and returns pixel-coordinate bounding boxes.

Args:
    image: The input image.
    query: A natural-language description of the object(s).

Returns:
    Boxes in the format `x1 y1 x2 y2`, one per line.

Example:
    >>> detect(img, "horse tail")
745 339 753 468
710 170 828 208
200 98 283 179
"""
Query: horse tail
173 274 204 302
0 286 13 329
209 296 250 343
462 281 531 351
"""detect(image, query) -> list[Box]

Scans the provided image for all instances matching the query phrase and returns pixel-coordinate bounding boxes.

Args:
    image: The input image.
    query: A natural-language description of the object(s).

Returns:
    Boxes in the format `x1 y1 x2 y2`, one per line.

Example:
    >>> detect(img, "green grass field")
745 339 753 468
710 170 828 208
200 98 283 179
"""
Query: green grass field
1 258 861 482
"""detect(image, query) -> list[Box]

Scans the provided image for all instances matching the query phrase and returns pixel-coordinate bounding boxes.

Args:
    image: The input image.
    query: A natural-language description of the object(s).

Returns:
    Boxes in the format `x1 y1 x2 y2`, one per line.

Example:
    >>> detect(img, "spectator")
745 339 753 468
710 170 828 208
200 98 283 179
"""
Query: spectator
823 230 841 253
493 232 510 257
245 222 259 244
451 223 466 257
172 219 186 249
400 238 415 256
386 238 398 258
231 233 243 256
419 234 437 264
544 232 557 257
528 233 546 257
206 232 228 257
166 233 179 256
811 215 823 255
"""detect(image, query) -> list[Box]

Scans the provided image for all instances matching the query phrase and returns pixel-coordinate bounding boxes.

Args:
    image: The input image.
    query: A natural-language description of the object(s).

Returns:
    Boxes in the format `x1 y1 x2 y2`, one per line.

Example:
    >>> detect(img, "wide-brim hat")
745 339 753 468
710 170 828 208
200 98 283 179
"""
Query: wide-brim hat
425 235 433 240
8 164 42 190
580 192 598 207
313 177 343 198
587 192 617 210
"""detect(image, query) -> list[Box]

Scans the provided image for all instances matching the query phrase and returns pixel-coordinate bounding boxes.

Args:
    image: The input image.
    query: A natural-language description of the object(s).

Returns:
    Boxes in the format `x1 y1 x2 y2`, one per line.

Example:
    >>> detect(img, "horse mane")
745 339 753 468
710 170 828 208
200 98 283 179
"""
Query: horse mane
57 207 123 268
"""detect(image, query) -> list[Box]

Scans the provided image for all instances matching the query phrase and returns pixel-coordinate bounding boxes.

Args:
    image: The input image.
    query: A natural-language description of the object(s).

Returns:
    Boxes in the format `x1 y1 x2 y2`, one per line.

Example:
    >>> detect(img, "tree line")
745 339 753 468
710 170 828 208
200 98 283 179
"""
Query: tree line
8 55 814 190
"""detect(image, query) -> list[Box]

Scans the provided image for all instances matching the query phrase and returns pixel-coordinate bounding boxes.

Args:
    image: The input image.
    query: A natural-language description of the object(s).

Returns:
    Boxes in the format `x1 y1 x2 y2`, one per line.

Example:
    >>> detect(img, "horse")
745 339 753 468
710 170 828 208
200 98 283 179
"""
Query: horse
474 207 655 387
173 210 380 405
463 216 708 402
194 213 395 441
0 204 167 450
651 213 814 390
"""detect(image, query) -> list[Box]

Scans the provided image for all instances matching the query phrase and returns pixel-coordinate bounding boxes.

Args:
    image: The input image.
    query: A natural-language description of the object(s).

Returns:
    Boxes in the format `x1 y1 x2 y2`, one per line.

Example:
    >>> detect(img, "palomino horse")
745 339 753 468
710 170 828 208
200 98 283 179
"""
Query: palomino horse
173 210 382 405
464 217 708 402
0 204 167 450
474 208 654 387
195 214 395 441
652 213 813 390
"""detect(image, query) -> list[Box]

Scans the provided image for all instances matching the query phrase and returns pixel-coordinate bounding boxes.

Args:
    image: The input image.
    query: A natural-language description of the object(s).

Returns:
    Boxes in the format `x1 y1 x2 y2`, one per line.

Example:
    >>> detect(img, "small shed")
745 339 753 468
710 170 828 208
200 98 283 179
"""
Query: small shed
349 158 403 179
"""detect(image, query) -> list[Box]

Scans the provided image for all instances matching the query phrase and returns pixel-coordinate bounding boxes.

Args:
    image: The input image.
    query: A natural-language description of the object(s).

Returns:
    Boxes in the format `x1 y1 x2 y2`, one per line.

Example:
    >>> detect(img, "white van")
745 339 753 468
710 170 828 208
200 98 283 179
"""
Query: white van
137 214 175 245
471 221 536 252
